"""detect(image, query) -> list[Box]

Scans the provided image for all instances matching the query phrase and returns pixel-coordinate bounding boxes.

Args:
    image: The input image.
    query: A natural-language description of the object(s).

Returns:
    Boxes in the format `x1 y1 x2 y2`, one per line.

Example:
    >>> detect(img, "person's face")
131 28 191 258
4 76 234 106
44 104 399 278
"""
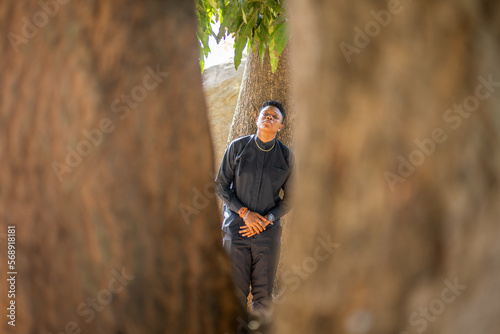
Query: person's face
256 106 284 134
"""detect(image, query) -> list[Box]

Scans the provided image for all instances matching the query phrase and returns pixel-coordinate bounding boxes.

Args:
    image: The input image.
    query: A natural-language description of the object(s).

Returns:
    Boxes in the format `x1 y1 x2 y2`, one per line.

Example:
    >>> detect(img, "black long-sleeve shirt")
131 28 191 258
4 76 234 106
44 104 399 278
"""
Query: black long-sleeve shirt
215 134 294 238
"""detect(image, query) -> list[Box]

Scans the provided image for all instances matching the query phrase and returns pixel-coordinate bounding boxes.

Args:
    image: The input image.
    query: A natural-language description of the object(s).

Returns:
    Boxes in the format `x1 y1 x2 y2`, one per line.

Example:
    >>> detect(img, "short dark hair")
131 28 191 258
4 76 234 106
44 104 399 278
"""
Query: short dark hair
261 100 286 124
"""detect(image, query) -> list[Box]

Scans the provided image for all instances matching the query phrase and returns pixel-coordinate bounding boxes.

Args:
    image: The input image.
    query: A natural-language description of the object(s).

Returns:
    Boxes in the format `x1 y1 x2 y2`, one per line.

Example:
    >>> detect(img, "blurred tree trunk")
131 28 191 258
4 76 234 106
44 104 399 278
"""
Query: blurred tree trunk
277 1 500 334
0 1 241 334
227 45 293 147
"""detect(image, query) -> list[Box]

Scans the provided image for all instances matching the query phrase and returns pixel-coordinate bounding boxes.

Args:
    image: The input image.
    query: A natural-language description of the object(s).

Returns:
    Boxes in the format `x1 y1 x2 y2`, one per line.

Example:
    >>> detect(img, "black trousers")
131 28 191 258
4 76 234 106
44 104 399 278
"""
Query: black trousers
223 226 282 311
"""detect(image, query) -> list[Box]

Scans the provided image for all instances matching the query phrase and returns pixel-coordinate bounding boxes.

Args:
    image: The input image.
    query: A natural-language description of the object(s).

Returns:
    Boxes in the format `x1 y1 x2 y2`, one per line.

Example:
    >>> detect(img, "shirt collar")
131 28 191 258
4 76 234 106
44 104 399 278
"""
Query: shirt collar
254 134 276 150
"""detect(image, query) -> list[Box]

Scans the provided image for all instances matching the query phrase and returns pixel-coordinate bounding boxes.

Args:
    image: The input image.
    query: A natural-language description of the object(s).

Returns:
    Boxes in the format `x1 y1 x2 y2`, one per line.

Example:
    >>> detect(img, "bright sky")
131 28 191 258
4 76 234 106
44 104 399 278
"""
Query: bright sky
204 34 236 68
203 22 248 68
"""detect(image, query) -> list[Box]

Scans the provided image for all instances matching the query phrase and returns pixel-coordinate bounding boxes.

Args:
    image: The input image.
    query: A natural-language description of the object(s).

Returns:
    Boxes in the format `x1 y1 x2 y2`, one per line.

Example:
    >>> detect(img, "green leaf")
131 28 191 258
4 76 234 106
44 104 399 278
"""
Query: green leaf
268 35 277 72
207 0 218 9
268 22 287 72
199 48 205 73
270 21 287 56
266 0 282 14
234 36 247 69
257 24 268 41
242 8 248 24
271 13 286 27
241 8 259 37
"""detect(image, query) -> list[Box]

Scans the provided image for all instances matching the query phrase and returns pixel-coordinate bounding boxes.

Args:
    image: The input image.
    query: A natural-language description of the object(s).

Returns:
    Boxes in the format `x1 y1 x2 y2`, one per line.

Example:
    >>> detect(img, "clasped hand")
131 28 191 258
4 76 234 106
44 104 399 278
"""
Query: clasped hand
239 211 273 237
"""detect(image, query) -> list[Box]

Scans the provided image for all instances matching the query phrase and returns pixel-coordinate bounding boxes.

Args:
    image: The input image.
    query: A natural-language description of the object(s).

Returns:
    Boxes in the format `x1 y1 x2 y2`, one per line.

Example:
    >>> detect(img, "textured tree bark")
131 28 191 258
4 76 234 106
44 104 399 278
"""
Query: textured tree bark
227 45 293 147
277 0 500 334
0 1 241 333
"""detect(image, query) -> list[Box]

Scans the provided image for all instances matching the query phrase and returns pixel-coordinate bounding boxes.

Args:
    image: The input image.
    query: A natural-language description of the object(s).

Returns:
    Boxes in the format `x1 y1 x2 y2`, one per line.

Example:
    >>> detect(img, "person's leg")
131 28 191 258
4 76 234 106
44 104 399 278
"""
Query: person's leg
223 234 252 308
250 226 282 311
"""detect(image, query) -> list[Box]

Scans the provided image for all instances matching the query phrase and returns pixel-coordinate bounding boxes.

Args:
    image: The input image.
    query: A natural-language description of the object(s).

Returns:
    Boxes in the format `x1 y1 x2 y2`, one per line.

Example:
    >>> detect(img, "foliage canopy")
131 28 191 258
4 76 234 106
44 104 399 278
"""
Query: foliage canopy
196 0 288 72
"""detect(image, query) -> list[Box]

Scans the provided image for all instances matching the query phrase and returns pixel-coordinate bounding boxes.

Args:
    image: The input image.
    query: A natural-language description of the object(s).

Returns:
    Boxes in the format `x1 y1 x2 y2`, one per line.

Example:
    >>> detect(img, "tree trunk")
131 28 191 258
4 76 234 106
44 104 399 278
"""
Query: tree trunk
277 1 500 334
0 1 241 333
227 45 293 147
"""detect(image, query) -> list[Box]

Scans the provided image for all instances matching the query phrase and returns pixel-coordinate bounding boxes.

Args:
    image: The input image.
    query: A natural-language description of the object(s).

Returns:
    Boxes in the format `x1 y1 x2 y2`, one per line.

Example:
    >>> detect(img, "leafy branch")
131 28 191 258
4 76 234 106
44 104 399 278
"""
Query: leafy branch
196 0 288 72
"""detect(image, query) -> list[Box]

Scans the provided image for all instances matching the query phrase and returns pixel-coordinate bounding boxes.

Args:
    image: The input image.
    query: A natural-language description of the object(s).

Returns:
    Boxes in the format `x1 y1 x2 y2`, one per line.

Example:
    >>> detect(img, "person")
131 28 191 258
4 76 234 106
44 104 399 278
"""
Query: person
215 100 294 319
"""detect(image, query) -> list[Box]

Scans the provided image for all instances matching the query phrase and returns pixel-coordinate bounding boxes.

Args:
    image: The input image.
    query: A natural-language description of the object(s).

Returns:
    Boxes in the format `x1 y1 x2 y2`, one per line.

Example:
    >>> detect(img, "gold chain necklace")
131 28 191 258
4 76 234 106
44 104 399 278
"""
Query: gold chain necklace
255 137 275 152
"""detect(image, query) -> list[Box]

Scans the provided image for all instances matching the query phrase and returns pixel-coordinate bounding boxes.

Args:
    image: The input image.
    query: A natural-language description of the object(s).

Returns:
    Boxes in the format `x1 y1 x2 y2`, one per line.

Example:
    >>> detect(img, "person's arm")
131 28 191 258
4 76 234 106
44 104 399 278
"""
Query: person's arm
214 142 245 213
